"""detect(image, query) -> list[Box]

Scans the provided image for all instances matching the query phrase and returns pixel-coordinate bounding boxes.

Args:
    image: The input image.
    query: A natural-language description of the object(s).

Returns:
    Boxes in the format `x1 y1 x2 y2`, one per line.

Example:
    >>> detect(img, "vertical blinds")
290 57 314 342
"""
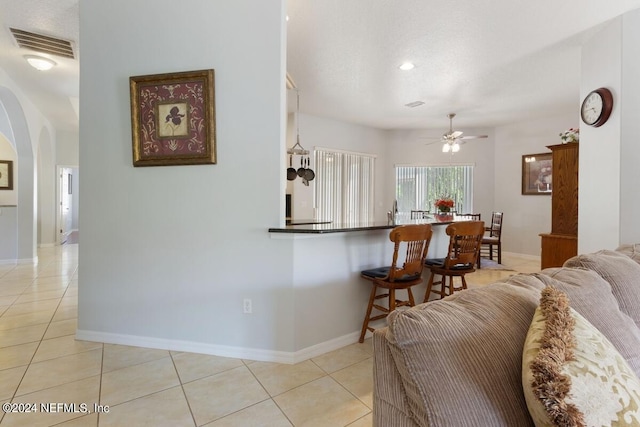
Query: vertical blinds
396 165 474 213
314 149 376 224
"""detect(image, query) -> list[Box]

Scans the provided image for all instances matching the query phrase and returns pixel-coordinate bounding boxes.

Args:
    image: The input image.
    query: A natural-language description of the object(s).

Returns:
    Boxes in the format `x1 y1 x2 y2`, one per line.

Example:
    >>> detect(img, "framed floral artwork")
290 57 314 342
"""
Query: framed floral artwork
522 153 552 195
130 69 216 166
0 160 13 190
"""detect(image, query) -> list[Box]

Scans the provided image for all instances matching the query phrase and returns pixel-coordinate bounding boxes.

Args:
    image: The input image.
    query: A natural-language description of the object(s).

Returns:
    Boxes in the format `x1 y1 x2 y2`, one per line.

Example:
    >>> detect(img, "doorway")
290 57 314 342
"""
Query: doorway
57 166 78 245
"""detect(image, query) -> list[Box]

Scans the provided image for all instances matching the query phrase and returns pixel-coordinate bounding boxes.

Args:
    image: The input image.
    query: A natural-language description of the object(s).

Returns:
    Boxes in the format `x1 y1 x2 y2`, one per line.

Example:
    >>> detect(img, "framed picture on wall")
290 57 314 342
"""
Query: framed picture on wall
129 69 216 166
0 160 13 190
522 153 552 195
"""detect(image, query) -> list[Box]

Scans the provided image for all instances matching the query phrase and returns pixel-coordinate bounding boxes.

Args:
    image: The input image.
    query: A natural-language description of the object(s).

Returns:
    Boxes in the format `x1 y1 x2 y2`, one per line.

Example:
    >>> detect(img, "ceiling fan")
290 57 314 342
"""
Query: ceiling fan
425 113 488 153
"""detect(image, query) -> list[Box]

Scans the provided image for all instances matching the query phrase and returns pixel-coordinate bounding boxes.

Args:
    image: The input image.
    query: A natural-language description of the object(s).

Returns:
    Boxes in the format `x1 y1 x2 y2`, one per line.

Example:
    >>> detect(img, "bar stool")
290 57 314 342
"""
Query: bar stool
359 224 433 343
423 221 484 302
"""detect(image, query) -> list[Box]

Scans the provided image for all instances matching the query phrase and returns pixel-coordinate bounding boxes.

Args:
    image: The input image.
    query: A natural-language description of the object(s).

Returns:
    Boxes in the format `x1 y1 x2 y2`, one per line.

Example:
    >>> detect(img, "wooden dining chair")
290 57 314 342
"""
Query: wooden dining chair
423 221 485 302
410 210 430 219
455 213 481 221
479 212 504 268
359 224 433 343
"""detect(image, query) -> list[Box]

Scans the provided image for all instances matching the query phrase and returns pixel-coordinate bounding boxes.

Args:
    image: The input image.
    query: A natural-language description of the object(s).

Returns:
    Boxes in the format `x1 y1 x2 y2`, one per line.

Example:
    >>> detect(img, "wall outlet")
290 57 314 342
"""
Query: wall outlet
243 298 252 314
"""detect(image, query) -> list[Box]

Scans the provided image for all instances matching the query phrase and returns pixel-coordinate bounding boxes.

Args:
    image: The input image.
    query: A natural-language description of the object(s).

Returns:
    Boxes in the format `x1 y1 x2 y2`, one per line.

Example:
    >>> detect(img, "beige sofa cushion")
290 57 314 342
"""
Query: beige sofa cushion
617 243 640 264
535 268 640 377
522 287 640 427
385 277 543 426
564 250 640 328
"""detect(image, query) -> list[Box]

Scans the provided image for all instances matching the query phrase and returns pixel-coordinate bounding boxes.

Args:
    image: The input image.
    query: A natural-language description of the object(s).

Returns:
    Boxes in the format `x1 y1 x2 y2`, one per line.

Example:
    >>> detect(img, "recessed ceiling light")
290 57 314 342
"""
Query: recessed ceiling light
399 62 415 71
24 55 56 71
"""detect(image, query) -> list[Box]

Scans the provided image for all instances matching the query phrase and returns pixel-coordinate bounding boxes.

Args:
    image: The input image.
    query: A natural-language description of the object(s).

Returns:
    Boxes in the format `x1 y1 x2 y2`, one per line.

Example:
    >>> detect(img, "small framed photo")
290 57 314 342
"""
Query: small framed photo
130 69 216 166
0 160 13 190
522 153 552 195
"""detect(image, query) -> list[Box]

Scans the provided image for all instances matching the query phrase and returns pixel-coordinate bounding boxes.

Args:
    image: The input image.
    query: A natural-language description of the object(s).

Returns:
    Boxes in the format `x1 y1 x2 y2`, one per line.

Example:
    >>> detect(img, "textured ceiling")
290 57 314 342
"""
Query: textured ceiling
0 0 79 132
1 1 640 134
286 0 640 130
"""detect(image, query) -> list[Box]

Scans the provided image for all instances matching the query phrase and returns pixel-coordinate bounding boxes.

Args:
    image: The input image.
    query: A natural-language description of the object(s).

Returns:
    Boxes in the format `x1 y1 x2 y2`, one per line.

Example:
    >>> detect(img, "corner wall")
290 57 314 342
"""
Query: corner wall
494 113 578 256
78 0 296 356
579 10 640 252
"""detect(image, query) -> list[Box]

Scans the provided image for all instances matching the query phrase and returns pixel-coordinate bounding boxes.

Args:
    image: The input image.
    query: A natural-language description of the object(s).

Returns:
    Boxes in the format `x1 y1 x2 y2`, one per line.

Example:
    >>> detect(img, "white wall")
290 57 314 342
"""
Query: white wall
0 66 56 262
290 113 389 221
78 0 300 355
579 10 640 252
56 130 79 165
37 128 57 246
494 113 578 256
0 133 17 206
385 127 495 221
620 10 640 244
579 18 623 252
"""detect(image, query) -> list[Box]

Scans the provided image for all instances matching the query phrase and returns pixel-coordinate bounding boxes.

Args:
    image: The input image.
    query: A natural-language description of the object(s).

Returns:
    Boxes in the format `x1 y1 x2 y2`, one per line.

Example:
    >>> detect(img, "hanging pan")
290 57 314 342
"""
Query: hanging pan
297 156 306 177
287 155 297 180
304 156 315 181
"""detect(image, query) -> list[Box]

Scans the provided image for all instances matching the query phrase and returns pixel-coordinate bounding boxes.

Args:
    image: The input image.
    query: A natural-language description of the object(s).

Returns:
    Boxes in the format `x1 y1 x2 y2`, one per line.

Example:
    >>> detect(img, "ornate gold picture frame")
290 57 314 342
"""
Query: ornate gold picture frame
130 69 216 166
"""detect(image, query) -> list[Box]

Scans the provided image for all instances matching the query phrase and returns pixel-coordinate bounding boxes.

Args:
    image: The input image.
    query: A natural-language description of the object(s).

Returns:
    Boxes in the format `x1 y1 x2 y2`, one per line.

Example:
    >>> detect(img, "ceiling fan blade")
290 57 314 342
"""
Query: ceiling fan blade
459 135 488 140
423 139 441 146
449 130 463 139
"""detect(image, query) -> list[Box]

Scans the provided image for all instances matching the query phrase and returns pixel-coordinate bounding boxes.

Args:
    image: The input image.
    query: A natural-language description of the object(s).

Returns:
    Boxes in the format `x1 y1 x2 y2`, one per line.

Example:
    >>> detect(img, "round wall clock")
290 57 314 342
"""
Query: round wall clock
581 87 613 127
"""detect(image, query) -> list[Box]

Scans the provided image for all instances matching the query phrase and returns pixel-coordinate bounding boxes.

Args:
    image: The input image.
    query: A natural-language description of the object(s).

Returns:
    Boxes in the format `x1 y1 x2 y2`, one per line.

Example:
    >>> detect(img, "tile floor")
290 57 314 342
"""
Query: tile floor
0 245 540 426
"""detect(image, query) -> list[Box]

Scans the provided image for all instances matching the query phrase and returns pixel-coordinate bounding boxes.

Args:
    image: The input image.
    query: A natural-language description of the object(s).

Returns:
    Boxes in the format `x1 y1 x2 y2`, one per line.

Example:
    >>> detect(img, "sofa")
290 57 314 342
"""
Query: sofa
372 245 640 426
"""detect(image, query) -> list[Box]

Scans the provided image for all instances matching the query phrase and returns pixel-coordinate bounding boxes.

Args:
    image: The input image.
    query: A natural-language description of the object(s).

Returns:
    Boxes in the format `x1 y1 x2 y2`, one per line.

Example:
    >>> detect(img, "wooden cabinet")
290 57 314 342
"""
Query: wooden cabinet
540 143 579 269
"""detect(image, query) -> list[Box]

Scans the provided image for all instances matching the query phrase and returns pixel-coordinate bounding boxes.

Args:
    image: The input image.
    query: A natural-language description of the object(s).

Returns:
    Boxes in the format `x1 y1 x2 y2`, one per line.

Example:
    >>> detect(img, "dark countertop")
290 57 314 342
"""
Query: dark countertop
269 215 458 234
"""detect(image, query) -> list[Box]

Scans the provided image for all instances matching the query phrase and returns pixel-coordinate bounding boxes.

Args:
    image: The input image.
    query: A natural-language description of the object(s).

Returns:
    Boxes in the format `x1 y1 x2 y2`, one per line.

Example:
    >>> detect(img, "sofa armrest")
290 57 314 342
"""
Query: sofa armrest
372 328 418 427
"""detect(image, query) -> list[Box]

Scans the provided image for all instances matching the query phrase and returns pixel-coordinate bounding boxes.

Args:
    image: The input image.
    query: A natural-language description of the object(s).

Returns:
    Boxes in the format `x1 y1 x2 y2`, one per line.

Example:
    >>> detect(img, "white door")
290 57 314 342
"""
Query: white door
58 167 73 244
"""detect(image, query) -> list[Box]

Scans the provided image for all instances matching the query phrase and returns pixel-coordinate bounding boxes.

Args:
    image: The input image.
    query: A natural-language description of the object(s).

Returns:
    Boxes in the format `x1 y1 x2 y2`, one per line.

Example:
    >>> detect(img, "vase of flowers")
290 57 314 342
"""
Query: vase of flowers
435 198 454 213
559 128 579 144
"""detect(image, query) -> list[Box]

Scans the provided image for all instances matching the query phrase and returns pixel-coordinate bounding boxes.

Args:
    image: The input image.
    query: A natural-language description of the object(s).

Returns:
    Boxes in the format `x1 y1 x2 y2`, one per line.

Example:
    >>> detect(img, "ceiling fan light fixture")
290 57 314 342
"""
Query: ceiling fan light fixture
399 62 415 71
452 142 460 153
442 143 451 153
24 55 56 71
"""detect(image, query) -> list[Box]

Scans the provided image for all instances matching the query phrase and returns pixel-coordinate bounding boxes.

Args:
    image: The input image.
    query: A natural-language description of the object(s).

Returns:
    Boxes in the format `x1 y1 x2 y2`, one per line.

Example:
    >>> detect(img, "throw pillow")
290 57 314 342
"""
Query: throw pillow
522 286 640 427
535 268 640 377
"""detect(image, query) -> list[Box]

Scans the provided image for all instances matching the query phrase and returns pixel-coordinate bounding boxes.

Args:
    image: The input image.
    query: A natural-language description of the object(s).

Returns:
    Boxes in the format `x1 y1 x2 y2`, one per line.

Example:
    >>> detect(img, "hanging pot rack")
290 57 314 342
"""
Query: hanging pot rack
287 141 309 156
287 89 309 156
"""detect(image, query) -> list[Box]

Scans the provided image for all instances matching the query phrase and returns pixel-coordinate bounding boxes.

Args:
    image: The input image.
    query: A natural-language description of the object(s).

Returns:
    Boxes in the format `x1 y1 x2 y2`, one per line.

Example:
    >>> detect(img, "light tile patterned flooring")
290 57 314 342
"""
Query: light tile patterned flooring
0 245 540 426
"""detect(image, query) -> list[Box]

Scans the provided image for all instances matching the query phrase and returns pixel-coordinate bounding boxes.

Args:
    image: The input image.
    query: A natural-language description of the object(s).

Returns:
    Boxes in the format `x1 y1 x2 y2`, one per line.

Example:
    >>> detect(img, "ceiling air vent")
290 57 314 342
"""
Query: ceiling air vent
405 101 425 108
10 28 75 59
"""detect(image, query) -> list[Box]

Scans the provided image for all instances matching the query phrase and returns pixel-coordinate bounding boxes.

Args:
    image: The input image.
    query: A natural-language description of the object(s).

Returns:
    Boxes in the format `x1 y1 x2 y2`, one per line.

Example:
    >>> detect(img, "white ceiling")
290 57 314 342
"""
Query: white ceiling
1 1 640 134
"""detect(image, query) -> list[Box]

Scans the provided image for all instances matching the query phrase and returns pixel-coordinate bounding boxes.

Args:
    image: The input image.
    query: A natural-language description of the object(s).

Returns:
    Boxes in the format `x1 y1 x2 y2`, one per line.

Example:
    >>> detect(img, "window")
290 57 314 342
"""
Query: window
314 148 376 224
396 164 474 213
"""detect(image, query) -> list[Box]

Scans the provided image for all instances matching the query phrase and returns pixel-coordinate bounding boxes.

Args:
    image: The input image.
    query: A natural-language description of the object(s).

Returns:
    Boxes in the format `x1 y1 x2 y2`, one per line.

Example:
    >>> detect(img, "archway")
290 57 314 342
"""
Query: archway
0 87 36 262
37 127 56 247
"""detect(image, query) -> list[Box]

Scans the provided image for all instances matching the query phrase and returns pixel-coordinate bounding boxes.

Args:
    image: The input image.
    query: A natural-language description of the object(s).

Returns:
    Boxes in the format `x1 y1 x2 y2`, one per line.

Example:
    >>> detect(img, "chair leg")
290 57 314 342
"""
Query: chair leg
407 288 415 307
461 274 468 290
389 288 396 312
359 284 378 343
423 272 436 303
448 275 455 297
489 244 494 260
497 243 502 264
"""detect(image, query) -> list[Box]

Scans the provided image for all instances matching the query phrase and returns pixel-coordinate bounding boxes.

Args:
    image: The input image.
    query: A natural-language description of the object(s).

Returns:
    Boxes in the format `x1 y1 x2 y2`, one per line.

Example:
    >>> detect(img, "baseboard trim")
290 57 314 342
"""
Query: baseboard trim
503 251 541 261
75 329 365 364
0 257 38 265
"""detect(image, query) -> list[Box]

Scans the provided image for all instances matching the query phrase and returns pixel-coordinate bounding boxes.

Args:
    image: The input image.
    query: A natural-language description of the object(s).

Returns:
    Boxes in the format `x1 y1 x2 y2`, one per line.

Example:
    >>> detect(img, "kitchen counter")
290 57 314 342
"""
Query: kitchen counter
269 215 457 234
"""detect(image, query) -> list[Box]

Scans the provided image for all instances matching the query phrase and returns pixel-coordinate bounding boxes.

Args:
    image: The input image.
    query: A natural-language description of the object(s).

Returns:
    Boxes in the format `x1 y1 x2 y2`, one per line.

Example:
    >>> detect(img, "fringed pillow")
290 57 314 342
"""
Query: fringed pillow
522 286 640 427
